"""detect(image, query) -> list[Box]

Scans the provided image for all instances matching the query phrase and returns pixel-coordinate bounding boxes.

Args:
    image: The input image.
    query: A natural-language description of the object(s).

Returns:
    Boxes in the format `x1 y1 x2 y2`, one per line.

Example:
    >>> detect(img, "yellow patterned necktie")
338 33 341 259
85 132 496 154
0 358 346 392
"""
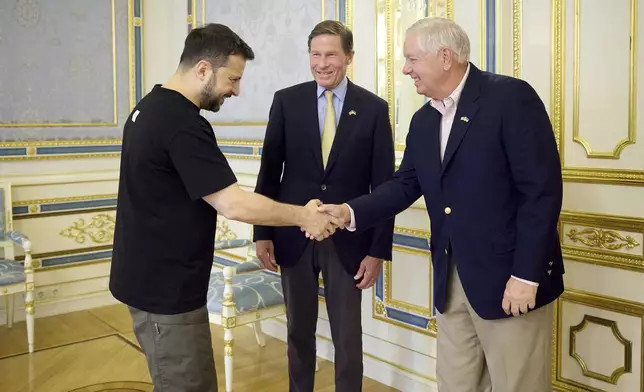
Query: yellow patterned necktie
321 90 336 168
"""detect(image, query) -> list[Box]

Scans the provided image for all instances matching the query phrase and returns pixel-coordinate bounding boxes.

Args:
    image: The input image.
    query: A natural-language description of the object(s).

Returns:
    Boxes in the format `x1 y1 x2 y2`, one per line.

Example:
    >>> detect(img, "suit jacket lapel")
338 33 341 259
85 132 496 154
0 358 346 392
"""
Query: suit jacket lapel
323 80 359 176
441 65 481 173
304 82 324 174
419 106 444 177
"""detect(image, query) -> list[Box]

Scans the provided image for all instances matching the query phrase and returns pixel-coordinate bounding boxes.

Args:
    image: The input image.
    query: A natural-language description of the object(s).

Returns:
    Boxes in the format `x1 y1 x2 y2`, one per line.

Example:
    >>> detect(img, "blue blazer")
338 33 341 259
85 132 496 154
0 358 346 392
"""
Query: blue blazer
253 80 395 276
349 64 564 320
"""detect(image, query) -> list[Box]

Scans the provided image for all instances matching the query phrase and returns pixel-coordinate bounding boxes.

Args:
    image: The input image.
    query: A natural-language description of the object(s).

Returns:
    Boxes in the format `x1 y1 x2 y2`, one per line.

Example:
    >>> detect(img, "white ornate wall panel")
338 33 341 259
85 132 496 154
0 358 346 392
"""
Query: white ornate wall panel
10 174 118 269
0 0 143 161
540 0 644 186
556 291 644 392
369 0 644 390
555 0 644 185
506 1 644 391
4 1 643 391
0 172 120 324
190 0 339 143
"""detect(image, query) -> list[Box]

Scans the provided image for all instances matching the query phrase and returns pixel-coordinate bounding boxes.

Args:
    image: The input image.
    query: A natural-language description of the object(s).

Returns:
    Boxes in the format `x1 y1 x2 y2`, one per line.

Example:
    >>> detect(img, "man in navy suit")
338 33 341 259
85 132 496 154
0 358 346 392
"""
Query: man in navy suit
318 17 563 392
253 21 395 391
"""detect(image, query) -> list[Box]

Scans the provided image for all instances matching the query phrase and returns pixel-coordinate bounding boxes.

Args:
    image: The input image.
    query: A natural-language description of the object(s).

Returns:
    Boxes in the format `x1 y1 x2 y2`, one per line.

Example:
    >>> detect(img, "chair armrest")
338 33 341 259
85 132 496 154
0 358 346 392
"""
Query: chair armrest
214 239 251 251
7 231 31 251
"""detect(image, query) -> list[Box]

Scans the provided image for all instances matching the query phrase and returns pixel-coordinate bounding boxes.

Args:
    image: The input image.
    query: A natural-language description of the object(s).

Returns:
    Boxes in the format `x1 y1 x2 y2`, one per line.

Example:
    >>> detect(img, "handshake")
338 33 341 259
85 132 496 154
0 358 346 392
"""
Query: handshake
299 199 351 241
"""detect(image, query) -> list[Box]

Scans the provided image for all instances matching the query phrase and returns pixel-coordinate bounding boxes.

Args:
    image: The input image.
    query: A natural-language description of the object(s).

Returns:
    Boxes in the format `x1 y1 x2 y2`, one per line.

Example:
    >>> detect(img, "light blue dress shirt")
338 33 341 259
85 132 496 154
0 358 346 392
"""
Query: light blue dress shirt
316 76 348 134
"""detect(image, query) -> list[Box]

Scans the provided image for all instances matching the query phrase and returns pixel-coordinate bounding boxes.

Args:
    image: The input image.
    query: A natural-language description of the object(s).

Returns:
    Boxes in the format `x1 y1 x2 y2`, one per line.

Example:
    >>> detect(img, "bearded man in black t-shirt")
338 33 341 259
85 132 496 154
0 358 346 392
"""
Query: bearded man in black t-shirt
109 23 344 392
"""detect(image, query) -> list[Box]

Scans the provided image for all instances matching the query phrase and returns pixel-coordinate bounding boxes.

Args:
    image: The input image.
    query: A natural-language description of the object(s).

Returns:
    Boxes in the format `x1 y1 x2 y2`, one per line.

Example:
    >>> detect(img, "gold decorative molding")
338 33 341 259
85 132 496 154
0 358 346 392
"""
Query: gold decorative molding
375 298 385 316
554 289 643 392
444 0 454 20
0 0 118 128
569 314 632 385
59 214 116 244
344 0 353 79
224 339 234 356
384 250 432 318
14 193 118 207
512 0 521 77
479 0 485 70
566 228 640 251
395 226 431 240
373 225 436 336
370 225 435 334
216 219 237 241
216 139 263 147
549 0 644 184
571 0 637 159
0 0 143 161
0 140 122 162
559 211 644 272
215 139 263 160
551 0 565 154
13 193 118 220
561 167 644 186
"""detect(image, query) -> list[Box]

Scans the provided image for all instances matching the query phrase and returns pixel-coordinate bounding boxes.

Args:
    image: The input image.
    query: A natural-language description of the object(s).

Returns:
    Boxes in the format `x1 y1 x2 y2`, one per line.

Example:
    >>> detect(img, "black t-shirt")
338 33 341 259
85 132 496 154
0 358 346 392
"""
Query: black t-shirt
109 85 237 315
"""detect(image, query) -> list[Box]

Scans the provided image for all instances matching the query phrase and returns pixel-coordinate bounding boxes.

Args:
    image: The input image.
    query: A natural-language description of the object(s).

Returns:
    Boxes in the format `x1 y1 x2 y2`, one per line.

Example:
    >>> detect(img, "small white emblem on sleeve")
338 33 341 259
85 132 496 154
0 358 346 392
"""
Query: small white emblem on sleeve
132 110 140 122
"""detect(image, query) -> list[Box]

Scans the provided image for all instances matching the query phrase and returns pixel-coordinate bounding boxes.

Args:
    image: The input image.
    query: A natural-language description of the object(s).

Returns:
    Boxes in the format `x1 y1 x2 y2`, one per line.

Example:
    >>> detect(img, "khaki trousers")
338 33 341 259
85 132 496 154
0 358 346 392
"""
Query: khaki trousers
436 263 553 392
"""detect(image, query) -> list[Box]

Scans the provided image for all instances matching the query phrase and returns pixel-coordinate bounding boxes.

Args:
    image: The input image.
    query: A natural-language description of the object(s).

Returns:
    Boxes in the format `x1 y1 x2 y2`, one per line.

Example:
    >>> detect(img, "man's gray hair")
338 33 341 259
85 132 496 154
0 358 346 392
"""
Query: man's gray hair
406 17 470 64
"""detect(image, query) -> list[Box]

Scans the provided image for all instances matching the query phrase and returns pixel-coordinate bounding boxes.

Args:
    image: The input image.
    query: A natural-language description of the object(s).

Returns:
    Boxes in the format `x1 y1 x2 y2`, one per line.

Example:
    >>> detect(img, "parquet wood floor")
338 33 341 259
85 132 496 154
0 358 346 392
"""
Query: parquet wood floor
0 304 398 392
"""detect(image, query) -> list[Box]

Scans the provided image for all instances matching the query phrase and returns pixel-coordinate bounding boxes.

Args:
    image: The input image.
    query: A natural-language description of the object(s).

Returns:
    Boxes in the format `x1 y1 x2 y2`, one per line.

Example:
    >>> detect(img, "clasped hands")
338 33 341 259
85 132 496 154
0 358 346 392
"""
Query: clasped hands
300 202 539 312
299 200 349 241
296 200 381 289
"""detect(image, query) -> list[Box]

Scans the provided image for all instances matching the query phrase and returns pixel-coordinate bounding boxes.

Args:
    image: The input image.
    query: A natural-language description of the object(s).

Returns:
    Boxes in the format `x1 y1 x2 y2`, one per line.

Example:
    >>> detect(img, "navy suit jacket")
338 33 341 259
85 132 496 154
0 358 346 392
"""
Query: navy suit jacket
253 80 395 276
348 64 564 320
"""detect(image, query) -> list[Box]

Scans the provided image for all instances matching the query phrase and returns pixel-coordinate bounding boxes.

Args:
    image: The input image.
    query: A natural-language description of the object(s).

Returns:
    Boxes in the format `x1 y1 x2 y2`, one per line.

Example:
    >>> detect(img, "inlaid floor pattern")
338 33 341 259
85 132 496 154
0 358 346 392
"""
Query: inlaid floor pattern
0 304 397 392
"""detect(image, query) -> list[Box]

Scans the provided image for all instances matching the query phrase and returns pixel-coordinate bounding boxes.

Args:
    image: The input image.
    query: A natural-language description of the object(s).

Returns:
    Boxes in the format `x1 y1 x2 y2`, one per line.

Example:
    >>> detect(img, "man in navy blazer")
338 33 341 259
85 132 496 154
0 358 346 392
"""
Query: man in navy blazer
318 17 564 392
253 21 395 391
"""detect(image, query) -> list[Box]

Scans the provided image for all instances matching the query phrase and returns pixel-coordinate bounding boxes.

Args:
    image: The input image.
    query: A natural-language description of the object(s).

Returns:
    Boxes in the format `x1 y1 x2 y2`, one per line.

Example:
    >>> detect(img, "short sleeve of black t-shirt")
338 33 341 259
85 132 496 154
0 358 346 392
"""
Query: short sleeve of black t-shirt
167 121 238 200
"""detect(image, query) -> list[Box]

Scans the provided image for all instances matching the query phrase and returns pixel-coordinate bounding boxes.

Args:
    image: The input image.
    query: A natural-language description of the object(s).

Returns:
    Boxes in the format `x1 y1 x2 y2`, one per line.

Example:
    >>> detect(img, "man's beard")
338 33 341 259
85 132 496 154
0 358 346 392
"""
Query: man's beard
199 76 224 112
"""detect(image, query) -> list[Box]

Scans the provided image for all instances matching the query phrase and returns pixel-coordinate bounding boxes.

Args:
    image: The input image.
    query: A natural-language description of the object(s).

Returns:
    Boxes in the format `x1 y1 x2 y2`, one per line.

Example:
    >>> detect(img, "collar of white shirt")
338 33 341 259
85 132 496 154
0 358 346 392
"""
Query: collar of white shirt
429 63 471 114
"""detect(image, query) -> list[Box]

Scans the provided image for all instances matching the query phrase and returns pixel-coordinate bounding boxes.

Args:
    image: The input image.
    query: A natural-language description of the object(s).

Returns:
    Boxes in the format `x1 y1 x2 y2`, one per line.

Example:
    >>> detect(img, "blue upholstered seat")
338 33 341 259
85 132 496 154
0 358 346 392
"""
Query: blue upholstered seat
206 266 284 314
0 259 26 286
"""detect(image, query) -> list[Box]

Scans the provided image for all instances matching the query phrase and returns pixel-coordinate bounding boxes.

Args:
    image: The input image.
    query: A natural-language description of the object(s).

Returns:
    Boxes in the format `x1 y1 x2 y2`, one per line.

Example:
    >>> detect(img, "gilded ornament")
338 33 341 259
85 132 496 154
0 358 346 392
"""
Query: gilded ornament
224 340 234 356
375 300 386 316
216 219 237 241
223 317 236 328
428 318 438 333
566 228 640 250
59 213 116 244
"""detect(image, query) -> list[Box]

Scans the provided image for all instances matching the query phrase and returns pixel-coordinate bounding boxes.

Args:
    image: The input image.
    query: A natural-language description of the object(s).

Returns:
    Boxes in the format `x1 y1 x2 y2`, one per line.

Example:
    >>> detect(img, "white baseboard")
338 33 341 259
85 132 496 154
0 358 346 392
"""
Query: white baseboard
0 290 119 325
260 318 438 392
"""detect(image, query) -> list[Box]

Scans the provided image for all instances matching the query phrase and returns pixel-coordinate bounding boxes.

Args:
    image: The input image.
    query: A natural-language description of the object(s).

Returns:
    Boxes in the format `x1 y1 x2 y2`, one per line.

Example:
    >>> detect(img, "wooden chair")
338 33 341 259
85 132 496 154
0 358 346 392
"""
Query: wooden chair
0 181 35 353
208 239 319 391
207 239 281 391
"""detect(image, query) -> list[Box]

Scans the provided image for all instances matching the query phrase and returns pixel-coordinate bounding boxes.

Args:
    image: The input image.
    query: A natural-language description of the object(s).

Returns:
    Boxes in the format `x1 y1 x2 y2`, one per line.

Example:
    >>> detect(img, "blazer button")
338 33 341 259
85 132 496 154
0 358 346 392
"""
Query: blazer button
321 184 327 191
444 207 452 214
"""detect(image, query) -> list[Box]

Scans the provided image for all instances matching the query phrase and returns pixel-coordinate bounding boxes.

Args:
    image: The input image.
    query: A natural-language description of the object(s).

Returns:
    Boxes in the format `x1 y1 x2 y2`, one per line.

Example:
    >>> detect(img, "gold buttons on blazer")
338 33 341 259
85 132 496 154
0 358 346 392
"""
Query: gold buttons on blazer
444 207 452 215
